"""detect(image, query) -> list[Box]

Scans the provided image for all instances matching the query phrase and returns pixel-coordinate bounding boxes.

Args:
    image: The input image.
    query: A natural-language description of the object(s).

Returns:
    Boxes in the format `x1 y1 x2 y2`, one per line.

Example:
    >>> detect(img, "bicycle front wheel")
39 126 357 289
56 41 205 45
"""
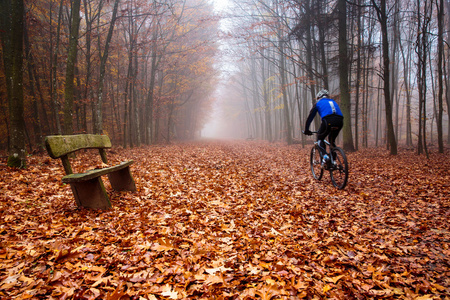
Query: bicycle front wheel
330 147 348 189
310 145 323 180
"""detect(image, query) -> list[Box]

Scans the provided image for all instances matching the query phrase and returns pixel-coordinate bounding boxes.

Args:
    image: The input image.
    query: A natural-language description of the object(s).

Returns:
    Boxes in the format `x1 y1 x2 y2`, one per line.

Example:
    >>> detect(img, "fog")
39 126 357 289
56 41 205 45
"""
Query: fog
201 0 449 149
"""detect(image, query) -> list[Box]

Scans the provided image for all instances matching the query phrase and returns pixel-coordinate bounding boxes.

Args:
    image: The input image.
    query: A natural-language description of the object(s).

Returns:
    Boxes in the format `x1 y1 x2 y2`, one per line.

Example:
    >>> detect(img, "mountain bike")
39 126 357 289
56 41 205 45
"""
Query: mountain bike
303 131 348 189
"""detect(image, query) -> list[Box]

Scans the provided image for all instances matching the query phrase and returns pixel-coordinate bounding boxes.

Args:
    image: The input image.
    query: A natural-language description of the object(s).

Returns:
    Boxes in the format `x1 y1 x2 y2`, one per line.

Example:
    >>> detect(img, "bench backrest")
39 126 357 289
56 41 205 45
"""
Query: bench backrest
45 134 112 174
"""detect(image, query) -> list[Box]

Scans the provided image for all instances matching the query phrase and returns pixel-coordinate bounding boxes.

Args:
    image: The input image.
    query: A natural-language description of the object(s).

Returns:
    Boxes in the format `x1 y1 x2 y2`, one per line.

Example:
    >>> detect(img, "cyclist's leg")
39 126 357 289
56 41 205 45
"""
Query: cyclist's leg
328 116 343 148
327 116 343 161
317 120 328 156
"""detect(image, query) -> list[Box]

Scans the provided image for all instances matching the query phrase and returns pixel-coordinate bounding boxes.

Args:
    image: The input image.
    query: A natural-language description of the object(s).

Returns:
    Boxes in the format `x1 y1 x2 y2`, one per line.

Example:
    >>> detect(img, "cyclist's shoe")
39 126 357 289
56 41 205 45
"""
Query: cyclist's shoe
322 155 329 169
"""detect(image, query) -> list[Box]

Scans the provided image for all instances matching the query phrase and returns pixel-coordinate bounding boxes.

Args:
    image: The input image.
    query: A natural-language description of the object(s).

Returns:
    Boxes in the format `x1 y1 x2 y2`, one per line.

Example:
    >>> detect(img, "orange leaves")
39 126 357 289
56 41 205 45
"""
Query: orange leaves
105 282 127 300
203 274 224 286
0 142 449 298
323 274 346 284
161 284 178 299
151 238 175 252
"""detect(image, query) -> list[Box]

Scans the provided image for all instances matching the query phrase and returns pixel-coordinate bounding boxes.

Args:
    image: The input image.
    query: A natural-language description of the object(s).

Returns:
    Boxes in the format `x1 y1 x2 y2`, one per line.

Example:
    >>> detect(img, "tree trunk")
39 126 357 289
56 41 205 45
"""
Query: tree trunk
338 0 354 151
133 51 140 146
446 0 450 144
375 78 381 147
50 0 64 135
371 0 397 155
301 0 317 128
145 26 158 144
2 0 27 167
63 0 81 135
390 0 400 144
95 0 120 134
416 0 433 157
250 57 261 139
24 23 43 149
261 50 272 142
399 27 413 147
278 39 293 145
354 0 362 151
83 0 93 134
437 0 444 153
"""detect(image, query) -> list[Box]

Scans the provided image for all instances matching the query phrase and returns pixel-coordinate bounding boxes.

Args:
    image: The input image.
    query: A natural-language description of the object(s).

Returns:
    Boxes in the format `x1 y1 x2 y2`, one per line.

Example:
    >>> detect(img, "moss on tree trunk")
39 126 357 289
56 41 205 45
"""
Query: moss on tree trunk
4 0 27 168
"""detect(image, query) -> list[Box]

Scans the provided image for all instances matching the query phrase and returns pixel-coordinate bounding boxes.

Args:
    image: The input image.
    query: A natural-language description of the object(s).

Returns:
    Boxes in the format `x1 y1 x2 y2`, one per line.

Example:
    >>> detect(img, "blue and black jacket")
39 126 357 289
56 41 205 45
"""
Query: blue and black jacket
305 98 343 130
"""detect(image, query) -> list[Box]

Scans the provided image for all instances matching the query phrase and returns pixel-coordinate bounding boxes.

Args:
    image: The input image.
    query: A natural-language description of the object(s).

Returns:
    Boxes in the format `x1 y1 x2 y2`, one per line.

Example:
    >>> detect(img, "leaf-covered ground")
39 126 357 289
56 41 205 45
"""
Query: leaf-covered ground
0 141 449 299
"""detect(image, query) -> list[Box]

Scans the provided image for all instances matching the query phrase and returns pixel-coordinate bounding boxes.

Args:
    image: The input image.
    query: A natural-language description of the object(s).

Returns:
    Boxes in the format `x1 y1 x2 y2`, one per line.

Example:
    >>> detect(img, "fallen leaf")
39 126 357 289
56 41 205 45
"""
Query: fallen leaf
161 284 178 299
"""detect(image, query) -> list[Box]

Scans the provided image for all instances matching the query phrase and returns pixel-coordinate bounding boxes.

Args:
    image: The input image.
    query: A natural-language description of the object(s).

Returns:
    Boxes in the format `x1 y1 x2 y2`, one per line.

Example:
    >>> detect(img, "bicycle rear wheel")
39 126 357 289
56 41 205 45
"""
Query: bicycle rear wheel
330 147 348 189
310 145 323 180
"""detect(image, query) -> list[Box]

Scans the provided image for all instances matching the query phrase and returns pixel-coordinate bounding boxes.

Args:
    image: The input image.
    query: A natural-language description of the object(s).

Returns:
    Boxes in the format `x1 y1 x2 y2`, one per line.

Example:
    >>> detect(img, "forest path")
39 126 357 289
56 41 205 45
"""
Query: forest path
0 140 449 298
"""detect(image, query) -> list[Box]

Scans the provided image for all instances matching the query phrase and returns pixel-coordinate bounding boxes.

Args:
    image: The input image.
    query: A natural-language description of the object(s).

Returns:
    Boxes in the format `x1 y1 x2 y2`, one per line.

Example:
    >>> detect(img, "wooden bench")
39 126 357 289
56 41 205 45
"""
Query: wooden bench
45 134 136 209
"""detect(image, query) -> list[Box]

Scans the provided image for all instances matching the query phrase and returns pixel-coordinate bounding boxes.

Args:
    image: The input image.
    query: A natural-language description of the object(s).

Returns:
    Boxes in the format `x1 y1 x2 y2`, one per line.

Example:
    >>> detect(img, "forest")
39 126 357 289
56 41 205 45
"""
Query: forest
1 0 450 167
1 0 449 298
1 0 219 167
213 0 450 156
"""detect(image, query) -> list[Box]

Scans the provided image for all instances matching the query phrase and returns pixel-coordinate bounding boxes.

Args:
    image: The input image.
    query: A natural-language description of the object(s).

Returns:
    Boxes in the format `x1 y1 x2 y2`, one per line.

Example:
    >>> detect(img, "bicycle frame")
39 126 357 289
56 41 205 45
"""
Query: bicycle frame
306 131 334 165
314 139 339 168
303 130 348 189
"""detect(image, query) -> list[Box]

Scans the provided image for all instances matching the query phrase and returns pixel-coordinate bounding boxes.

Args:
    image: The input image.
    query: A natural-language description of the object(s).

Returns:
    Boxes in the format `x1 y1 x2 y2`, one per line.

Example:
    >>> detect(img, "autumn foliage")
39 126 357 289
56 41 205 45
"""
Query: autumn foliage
0 0 219 151
0 141 449 299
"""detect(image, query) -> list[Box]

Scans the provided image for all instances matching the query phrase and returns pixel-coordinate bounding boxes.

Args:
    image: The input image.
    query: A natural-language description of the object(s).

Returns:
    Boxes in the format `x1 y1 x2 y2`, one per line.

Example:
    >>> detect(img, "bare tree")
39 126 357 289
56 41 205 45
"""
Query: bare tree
338 0 354 151
63 0 82 134
415 0 432 156
94 0 120 134
370 0 397 155
436 0 444 153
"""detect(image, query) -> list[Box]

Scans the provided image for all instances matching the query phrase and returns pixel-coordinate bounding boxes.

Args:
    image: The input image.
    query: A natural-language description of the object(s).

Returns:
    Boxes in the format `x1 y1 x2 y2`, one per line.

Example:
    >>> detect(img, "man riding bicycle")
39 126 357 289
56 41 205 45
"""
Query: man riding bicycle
304 89 344 159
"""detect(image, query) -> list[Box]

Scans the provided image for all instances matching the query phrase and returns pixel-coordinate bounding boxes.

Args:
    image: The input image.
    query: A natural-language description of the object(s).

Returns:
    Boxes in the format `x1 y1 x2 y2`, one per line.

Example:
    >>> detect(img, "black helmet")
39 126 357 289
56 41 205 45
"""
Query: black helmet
316 89 329 99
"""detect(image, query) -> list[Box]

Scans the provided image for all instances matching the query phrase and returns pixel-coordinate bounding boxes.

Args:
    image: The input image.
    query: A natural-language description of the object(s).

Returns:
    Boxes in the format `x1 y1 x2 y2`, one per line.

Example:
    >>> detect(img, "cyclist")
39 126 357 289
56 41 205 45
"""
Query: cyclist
304 89 344 159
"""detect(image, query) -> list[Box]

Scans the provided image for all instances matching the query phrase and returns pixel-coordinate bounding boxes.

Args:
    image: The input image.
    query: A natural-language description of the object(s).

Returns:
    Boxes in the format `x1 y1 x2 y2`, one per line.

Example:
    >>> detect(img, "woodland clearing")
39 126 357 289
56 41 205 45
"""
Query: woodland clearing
0 140 449 299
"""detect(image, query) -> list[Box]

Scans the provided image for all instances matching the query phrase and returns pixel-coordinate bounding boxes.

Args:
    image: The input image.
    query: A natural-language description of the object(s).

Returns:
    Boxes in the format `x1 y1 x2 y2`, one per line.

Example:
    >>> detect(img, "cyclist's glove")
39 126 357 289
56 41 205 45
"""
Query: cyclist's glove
304 130 312 136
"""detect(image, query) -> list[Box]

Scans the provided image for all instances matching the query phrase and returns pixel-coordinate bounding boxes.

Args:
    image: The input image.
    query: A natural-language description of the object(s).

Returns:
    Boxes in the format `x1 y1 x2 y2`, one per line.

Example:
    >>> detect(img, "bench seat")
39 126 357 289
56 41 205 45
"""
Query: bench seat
45 134 136 209
62 160 133 183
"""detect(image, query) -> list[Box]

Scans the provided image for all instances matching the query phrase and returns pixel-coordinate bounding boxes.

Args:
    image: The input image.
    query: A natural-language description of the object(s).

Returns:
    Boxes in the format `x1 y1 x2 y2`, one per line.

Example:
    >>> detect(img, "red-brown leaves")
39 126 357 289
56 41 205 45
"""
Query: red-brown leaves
0 142 449 298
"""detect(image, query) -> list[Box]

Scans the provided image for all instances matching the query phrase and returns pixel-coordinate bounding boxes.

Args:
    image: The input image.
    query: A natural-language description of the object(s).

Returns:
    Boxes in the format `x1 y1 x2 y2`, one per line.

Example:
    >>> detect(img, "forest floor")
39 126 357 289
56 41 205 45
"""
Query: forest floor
0 140 449 299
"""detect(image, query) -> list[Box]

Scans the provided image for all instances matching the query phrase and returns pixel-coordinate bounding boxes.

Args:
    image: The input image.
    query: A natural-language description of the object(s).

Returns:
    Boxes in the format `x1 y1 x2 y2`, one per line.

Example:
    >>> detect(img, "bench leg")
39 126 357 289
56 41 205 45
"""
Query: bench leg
107 166 136 192
69 178 111 209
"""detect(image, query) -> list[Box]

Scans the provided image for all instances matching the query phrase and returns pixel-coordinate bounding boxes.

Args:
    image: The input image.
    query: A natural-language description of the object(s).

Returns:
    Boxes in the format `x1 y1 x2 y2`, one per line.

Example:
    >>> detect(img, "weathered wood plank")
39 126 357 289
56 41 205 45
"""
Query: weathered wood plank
61 160 133 183
45 134 111 158
69 178 111 209
108 166 136 191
